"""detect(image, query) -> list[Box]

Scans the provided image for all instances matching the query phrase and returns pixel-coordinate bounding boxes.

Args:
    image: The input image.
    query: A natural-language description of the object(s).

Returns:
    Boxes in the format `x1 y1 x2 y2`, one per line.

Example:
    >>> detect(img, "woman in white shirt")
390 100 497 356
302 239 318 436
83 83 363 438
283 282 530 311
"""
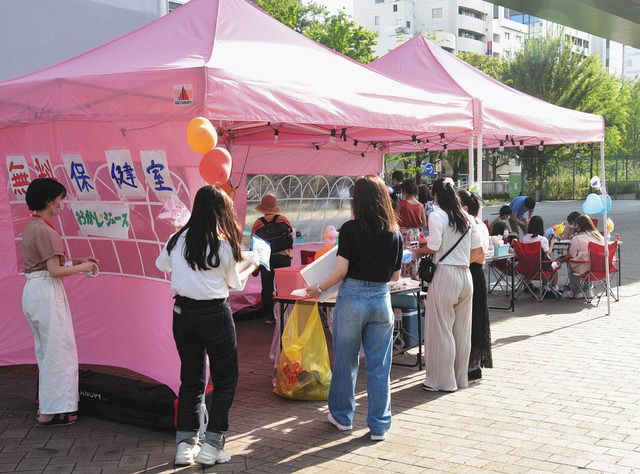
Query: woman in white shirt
568 215 604 298
522 216 559 288
156 186 258 467
458 190 492 382
413 179 483 392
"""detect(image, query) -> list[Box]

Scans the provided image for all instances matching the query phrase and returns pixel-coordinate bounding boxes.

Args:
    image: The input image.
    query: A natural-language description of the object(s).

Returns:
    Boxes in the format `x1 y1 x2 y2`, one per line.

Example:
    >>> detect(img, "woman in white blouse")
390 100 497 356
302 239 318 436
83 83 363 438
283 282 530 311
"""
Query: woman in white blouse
156 186 258 467
413 179 483 392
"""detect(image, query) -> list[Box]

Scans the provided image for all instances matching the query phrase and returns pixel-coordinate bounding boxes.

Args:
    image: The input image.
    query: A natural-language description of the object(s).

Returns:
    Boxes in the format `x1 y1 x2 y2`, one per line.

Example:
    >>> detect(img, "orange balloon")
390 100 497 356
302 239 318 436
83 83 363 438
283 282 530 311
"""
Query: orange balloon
187 117 218 154
314 245 334 260
199 148 232 185
220 181 235 198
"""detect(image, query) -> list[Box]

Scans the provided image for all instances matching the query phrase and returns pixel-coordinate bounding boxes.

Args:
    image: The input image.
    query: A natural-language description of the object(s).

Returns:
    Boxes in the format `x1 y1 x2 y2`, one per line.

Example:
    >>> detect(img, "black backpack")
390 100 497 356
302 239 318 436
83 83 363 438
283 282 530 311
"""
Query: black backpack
255 215 293 253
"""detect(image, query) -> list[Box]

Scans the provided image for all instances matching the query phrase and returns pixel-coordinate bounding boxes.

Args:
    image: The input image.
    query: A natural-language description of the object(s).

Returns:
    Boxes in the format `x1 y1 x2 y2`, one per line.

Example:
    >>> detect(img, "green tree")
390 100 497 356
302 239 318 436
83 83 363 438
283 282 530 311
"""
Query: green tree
254 0 377 63
456 51 510 83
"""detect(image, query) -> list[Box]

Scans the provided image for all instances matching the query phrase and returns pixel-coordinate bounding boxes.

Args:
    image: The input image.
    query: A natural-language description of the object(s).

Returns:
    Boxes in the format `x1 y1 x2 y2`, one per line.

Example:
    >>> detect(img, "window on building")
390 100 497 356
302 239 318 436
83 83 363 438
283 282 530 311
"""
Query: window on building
493 34 500 43
393 4 397 12
505 32 510 40
458 29 484 42
459 7 484 20
584 40 589 49
516 35 522 45
493 5 499 19
406 20 411 28
168 1 182 12
375 0 384 3
432 7 443 18
374 15 379 25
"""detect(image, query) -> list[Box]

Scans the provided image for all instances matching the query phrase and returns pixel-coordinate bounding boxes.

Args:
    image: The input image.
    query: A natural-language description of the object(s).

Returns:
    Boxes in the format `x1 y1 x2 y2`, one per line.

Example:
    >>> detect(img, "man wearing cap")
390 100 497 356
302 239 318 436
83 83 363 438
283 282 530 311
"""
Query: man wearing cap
251 195 294 324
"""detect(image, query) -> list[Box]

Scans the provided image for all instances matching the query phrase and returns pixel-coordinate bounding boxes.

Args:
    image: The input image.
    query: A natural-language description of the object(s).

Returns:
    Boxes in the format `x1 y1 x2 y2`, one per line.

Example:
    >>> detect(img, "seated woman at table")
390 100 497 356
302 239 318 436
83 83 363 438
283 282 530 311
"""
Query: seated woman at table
568 215 604 298
490 221 517 245
561 211 582 240
306 175 402 441
523 215 559 287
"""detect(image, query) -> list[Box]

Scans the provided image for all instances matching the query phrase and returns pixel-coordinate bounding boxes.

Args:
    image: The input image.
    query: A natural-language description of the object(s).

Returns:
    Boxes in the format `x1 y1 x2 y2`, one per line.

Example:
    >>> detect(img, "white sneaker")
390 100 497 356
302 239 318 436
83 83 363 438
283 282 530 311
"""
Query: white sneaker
174 442 200 465
371 432 387 441
327 412 352 431
194 442 231 466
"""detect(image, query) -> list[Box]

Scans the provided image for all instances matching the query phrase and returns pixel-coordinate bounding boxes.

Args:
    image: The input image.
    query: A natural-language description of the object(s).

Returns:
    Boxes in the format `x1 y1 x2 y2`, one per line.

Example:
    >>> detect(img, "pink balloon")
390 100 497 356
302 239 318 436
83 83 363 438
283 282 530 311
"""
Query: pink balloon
199 148 232 185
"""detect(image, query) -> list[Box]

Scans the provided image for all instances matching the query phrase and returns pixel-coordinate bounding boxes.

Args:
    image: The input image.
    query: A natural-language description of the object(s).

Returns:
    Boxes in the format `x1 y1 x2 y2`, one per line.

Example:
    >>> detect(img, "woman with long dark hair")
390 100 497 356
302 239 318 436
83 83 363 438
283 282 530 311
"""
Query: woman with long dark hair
413 178 483 392
458 190 492 381
156 186 259 467
568 215 604 298
307 175 403 441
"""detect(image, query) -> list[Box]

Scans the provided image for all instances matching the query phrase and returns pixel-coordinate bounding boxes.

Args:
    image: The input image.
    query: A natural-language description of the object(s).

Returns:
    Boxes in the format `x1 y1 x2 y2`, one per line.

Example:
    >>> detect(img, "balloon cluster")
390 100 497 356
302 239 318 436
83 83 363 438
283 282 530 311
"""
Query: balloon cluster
314 226 339 260
187 117 233 192
323 226 338 246
582 175 612 215
582 193 612 215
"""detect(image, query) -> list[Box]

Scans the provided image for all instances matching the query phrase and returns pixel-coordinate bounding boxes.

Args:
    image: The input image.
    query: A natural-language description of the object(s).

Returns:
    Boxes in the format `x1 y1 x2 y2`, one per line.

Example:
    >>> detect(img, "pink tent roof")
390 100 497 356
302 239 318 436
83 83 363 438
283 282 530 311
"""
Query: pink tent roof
0 0 474 148
369 35 604 149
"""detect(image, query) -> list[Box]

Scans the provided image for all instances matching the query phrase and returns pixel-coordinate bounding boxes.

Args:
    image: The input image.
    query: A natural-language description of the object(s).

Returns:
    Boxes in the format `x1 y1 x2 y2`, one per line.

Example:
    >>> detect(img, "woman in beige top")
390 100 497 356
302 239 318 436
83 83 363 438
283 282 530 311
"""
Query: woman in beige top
22 178 97 427
568 215 603 298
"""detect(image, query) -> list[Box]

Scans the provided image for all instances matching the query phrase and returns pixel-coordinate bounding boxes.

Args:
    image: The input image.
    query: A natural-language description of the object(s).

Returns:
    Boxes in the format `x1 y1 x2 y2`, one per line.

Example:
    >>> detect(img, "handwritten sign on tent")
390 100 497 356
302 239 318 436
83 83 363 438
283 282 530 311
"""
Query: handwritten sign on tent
5 155 31 199
105 150 146 199
62 153 99 200
71 201 131 239
31 153 55 179
140 150 175 200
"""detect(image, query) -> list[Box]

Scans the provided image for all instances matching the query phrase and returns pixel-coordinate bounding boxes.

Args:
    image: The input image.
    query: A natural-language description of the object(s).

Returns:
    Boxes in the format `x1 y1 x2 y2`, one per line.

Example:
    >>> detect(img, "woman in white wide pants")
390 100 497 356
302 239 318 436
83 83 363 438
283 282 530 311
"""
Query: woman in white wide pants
413 178 483 392
22 178 98 426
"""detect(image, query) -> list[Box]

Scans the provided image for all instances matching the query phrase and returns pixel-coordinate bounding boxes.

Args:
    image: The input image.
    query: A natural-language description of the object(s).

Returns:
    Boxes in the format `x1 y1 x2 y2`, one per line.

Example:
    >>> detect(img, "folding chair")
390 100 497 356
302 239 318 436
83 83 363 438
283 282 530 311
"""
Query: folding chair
569 241 619 304
512 241 564 302
488 257 513 294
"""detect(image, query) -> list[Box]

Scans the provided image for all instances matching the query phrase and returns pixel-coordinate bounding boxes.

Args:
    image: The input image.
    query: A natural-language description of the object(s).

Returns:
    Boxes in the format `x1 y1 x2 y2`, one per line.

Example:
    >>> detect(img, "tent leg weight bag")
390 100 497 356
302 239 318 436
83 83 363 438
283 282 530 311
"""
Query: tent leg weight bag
79 370 213 430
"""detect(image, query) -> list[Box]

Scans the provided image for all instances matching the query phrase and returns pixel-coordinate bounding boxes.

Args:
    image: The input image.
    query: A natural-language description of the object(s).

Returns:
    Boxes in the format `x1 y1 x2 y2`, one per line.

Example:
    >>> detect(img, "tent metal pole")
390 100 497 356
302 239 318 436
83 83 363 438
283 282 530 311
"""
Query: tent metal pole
600 141 611 315
468 133 474 189
476 133 483 218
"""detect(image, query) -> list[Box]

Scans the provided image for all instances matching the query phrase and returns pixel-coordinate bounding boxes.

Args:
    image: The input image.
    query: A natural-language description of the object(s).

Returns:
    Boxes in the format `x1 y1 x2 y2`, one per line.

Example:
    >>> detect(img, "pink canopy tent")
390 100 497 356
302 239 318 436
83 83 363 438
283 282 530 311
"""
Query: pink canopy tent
0 0 475 394
370 35 613 314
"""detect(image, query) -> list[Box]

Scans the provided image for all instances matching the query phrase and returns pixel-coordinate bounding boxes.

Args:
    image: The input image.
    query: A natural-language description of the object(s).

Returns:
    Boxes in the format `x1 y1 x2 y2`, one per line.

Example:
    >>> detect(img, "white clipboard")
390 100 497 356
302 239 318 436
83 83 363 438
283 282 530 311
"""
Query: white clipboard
300 246 339 302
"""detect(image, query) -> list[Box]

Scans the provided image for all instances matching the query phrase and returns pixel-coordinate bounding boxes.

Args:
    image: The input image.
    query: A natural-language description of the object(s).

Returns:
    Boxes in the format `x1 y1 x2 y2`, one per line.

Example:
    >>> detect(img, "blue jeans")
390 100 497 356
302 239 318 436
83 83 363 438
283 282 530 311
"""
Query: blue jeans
328 278 394 436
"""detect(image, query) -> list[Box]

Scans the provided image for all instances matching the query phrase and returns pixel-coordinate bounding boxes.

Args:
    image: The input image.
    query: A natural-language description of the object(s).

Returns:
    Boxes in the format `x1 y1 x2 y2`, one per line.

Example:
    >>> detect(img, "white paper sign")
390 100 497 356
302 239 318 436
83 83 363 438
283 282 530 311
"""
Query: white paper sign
251 236 272 271
300 246 339 302
71 202 131 239
62 153 99 200
105 150 146 199
31 153 55 179
5 154 31 199
140 150 176 200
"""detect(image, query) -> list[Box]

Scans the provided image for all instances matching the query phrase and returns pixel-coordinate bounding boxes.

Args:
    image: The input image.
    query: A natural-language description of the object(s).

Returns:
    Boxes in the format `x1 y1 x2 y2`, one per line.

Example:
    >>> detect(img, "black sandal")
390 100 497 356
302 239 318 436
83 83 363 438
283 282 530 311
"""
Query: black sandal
35 412 78 427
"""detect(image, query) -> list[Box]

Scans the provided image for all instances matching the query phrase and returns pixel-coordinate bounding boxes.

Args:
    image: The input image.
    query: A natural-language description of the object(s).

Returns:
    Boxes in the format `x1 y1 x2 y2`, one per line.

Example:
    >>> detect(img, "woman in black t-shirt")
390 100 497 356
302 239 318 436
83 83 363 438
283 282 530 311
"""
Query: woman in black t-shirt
307 175 403 441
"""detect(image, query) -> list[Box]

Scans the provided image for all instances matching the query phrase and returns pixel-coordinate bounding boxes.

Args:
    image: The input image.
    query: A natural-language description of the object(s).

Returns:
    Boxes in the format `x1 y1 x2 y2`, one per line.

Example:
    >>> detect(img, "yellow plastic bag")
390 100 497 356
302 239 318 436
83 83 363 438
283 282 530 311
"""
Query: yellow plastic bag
274 302 331 400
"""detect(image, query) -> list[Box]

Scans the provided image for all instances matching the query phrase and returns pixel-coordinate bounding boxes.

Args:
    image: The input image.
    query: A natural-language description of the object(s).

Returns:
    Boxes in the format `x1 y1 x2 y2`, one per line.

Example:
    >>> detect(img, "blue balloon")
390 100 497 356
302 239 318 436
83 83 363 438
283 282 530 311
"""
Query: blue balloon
582 193 612 215
402 249 413 264
544 227 554 240
421 162 435 177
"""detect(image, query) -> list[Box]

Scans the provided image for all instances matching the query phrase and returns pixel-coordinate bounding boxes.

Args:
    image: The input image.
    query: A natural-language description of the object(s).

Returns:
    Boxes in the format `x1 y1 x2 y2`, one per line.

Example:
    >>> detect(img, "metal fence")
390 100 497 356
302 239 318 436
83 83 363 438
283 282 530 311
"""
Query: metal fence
245 174 355 243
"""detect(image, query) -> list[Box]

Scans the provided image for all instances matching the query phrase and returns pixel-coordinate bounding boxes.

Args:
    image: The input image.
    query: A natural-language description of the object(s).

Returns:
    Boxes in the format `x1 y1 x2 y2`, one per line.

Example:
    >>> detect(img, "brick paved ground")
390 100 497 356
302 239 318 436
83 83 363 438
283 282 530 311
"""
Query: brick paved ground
2 198 639 473
2 277 640 473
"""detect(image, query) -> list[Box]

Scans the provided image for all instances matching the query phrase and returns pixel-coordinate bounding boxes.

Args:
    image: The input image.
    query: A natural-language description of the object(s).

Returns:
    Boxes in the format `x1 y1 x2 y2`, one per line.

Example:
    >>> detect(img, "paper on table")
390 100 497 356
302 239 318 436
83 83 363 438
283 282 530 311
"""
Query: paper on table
251 235 271 270
290 288 308 297
300 245 339 303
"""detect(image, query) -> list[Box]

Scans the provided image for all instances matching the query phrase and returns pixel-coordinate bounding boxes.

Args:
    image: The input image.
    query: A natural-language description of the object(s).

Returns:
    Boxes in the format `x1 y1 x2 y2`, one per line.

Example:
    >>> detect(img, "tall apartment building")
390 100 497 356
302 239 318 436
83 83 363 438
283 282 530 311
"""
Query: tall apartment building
354 0 529 57
353 0 638 78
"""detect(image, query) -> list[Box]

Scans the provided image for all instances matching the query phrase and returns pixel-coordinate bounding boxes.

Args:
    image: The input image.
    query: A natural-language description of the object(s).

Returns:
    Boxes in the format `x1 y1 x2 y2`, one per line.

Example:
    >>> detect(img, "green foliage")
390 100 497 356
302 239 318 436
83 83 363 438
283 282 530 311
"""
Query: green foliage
456 52 510 83
254 0 377 63
458 35 634 196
